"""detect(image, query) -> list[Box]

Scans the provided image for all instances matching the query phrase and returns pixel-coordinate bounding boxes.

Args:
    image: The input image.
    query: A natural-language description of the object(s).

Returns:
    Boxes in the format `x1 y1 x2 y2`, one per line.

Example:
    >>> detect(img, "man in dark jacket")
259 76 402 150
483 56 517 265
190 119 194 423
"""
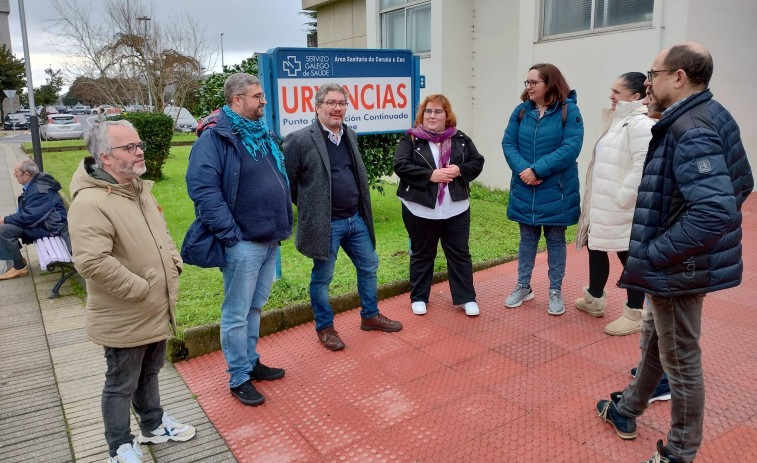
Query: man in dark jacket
596 42 753 463
0 159 67 280
183 73 292 407
283 83 402 352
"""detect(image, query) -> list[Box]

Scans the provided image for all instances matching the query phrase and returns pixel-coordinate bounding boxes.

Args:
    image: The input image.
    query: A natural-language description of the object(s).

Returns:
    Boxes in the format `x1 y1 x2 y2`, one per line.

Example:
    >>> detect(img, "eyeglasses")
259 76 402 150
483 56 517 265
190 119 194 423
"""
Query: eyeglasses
524 80 545 88
112 142 146 154
323 100 348 109
647 69 673 82
424 108 445 116
237 92 266 101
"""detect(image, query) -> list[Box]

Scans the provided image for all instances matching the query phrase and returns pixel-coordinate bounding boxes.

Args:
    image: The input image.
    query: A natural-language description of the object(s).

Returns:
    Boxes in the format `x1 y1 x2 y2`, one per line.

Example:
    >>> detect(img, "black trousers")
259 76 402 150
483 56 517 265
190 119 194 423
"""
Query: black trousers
588 248 645 309
401 204 476 305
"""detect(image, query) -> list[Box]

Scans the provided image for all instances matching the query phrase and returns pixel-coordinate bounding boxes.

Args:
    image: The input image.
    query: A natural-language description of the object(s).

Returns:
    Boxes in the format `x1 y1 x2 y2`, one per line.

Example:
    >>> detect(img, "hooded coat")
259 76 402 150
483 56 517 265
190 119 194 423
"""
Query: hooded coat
576 100 654 252
4 172 68 241
68 157 182 348
502 90 584 226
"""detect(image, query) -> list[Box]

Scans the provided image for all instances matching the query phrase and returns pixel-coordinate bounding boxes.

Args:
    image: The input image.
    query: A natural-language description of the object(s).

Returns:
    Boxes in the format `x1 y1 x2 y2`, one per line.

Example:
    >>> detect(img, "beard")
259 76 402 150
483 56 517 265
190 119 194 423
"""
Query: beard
114 159 147 180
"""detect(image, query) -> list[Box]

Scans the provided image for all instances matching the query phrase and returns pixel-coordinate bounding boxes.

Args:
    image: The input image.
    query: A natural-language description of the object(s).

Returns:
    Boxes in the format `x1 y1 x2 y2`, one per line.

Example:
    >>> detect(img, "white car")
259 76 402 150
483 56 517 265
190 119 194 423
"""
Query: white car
40 114 84 141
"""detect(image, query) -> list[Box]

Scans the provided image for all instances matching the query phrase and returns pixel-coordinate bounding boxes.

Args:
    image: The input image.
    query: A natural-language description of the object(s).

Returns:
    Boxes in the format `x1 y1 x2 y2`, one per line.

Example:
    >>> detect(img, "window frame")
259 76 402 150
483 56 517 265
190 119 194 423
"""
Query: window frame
379 0 432 56
538 0 654 42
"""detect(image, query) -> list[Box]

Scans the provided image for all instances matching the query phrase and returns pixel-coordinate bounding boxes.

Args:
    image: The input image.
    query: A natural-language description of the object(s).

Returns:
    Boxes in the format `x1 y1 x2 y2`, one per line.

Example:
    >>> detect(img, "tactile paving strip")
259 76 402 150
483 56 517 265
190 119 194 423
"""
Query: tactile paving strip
174 202 757 462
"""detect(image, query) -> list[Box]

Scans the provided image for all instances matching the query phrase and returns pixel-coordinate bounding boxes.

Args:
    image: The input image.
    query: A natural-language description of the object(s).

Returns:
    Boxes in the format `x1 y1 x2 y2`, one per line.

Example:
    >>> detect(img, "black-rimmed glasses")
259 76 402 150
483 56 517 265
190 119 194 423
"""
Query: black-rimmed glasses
647 69 673 81
112 142 146 154
524 80 545 88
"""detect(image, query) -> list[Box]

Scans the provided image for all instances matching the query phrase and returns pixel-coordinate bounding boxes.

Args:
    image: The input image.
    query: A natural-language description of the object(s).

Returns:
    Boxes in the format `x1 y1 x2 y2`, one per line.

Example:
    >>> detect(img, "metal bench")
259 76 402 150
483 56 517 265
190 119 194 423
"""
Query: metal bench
34 235 78 298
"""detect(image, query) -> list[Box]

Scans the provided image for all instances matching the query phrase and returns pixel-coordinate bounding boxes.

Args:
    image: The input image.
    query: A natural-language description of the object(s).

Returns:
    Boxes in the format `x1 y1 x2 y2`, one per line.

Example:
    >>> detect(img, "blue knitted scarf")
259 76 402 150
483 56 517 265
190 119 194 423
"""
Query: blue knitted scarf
222 105 288 185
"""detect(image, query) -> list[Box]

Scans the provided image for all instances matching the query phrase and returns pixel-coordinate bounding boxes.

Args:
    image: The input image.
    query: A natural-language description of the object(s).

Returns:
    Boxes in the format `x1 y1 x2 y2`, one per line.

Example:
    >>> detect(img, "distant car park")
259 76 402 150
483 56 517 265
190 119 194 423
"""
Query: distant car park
3 113 30 130
40 114 84 141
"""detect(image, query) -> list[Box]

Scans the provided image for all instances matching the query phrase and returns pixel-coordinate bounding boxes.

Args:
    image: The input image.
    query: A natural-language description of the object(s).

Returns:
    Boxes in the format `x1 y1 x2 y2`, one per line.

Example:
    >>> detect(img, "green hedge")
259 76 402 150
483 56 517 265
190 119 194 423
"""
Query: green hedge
119 112 174 179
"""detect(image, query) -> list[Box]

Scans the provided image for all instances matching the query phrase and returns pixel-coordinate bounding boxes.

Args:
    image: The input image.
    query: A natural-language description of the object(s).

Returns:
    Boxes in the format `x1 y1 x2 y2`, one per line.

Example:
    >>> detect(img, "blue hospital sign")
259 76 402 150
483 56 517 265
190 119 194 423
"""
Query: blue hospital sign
259 48 420 138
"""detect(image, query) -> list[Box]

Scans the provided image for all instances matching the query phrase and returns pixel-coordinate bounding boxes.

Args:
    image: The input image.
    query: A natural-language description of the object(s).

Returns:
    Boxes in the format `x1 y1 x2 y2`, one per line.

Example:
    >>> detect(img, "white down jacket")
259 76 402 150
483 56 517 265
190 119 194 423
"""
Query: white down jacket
576 100 654 252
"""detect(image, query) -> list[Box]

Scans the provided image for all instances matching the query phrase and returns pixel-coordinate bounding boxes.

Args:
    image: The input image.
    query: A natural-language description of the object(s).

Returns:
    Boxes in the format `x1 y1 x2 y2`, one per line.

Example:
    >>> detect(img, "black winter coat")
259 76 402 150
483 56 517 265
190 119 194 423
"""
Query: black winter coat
393 130 484 209
620 90 753 296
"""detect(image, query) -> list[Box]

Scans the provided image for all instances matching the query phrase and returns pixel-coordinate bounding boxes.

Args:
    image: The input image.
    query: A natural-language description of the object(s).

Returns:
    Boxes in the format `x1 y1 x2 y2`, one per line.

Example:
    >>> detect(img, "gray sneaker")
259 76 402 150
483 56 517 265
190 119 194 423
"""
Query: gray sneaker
505 284 534 308
548 290 565 315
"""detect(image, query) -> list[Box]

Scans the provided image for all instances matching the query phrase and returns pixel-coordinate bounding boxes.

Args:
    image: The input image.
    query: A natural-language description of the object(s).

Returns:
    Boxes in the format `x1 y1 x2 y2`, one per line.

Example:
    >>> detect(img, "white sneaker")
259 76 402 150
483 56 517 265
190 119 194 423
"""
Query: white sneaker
411 301 427 315
109 438 143 463
463 302 479 316
137 413 196 444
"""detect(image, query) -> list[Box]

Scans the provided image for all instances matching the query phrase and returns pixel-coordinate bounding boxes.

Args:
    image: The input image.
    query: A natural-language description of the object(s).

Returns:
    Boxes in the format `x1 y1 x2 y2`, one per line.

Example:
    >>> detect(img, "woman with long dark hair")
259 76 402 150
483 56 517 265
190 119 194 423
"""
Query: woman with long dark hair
502 63 584 315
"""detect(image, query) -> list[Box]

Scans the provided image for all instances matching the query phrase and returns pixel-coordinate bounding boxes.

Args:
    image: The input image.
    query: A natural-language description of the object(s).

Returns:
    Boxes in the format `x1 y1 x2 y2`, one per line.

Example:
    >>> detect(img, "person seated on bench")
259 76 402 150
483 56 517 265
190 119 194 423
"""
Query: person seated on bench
0 159 68 280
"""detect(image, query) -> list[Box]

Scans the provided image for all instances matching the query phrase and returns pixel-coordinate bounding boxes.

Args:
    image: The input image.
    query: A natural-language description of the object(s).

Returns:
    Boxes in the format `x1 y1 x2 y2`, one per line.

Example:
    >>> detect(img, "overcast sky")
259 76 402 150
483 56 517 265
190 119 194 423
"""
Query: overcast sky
5 0 308 94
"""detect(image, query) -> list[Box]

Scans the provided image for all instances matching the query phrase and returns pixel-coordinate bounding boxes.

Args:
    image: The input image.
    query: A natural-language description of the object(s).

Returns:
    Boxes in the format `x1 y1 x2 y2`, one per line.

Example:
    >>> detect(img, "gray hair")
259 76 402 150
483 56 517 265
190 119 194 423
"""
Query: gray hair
313 83 350 106
17 158 39 177
86 119 137 168
224 73 261 105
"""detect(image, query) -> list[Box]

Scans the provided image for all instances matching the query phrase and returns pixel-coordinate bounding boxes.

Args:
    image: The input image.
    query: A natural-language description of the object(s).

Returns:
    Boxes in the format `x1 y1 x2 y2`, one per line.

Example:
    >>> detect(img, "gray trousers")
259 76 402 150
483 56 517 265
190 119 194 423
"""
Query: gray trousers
618 293 705 463
102 340 166 456
0 223 24 261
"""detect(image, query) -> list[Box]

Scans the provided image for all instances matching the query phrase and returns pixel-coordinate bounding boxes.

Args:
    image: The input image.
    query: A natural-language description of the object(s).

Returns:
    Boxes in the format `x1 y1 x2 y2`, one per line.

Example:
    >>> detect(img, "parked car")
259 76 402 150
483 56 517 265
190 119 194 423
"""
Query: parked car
70 105 90 115
3 113 30 130
163 105 198 132
39 114 84 141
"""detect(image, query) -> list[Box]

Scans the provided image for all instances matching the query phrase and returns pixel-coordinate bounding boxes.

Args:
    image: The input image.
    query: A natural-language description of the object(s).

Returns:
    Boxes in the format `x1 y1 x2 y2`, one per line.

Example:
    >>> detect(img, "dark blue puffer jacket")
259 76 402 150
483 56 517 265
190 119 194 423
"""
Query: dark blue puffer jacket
620 90 753 296
4 172 68 242
502 90 584 226
182 110 292 268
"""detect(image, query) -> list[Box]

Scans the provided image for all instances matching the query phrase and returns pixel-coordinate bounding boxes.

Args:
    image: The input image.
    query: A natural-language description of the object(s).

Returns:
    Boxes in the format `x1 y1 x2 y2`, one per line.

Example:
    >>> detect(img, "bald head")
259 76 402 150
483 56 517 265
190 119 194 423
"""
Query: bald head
661 41 713 88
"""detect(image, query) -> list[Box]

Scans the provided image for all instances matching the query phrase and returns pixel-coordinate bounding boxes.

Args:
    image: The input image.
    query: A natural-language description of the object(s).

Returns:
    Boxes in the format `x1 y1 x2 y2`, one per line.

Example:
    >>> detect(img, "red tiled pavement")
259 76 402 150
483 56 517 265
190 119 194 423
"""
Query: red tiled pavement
175 197 757 462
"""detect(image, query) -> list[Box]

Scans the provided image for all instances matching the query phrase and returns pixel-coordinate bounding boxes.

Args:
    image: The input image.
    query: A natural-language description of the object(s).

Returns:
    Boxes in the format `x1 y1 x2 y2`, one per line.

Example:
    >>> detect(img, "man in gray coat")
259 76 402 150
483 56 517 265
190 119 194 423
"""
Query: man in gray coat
283 83 402 351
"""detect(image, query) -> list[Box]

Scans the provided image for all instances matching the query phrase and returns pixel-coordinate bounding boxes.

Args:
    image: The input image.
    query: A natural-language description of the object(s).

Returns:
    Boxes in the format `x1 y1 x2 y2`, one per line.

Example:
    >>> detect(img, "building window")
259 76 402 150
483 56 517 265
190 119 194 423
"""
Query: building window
541 0 653 39
380 0 431 54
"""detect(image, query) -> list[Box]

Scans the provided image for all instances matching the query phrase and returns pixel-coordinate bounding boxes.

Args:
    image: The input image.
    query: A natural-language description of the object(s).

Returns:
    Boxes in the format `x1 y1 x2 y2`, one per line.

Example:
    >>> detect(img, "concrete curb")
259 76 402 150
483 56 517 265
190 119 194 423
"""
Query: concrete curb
168 254 517 362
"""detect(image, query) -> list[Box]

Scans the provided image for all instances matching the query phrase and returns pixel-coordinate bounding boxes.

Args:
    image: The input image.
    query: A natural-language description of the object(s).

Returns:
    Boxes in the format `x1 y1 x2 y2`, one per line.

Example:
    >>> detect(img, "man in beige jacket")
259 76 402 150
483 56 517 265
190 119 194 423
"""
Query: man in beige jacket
68 120 195 463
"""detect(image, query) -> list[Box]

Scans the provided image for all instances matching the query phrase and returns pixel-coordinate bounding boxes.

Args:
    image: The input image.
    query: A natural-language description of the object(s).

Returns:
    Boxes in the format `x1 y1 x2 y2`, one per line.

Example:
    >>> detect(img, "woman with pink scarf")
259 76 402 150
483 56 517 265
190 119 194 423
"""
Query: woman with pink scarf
393 94 485 317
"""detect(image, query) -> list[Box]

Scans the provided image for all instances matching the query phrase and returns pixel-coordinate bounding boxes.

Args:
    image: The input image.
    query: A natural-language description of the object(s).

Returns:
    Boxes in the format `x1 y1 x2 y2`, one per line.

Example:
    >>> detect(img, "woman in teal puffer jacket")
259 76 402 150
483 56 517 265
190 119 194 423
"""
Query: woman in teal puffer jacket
502 63 584 315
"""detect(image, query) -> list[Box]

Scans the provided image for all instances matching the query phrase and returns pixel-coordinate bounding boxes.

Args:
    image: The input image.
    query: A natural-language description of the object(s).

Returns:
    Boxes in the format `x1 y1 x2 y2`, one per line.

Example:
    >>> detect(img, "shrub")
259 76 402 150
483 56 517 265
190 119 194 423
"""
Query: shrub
357 132 403 193
121 112 174 179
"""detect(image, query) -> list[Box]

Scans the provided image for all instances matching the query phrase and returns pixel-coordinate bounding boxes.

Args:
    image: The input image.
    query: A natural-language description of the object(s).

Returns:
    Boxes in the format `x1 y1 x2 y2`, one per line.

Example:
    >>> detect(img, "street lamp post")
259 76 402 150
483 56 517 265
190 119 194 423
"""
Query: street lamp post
220 33 224 69
17 0 42 170
136 16 152 110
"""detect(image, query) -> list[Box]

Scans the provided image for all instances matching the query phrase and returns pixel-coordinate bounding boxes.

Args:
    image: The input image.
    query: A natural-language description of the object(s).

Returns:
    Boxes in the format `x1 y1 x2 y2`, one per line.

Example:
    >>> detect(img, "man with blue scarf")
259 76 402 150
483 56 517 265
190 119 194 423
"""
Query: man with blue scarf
183 73 293 406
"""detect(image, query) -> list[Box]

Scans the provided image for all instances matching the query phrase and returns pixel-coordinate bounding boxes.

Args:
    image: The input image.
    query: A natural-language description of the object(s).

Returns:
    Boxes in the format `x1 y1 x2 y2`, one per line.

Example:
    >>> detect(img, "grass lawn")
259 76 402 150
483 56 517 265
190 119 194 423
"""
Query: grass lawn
21 132 197 152
41 146 572 335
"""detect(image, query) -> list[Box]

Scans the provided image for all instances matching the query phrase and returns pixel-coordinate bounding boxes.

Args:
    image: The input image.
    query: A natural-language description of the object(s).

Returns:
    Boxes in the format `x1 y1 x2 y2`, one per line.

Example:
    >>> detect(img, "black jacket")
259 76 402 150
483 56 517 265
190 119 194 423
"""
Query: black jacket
393 130 484 209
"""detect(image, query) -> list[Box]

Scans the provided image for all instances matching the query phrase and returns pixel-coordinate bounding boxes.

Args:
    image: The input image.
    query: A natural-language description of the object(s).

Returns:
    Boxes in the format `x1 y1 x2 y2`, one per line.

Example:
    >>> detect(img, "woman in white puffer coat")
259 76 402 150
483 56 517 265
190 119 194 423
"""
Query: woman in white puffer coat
575 72 653 336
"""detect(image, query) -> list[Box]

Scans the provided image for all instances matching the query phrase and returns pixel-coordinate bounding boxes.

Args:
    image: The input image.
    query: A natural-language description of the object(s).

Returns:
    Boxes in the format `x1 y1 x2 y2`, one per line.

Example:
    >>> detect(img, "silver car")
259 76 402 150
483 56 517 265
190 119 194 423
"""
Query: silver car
40 114 84 141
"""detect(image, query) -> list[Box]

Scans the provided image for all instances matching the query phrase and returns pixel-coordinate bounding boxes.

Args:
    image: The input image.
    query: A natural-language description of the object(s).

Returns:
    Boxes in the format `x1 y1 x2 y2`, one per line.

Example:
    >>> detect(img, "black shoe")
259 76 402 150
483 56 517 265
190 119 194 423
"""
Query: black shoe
597 394 637 439
230 381 264 406
251 361 285 381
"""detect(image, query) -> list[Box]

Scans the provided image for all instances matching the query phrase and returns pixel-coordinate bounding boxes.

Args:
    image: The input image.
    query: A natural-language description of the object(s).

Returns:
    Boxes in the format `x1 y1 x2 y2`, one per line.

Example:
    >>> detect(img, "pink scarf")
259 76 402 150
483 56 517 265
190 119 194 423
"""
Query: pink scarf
407 125 457 205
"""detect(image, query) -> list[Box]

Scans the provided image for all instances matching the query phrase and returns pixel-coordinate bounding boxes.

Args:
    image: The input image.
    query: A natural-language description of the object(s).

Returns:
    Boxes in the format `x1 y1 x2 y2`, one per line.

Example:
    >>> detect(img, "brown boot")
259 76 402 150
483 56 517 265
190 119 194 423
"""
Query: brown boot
317 327 345 351
0 266 29 280
604 304 643 336
360 313 403 332
574 286 606 317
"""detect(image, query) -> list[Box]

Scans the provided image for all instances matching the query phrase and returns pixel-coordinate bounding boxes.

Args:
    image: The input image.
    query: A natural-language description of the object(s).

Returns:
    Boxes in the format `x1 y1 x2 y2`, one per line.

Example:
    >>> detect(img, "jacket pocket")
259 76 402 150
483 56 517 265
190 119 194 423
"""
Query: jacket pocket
664 252 709 293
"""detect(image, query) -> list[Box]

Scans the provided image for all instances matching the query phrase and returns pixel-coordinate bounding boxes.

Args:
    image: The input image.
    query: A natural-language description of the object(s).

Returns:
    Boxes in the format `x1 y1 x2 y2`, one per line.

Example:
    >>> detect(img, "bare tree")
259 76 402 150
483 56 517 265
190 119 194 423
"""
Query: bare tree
45 0 215 113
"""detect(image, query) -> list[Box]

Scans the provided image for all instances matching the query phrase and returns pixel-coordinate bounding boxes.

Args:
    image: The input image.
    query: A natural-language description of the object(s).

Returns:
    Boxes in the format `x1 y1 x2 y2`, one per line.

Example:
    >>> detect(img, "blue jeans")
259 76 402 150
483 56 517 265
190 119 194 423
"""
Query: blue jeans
310 213 379 332
618 294 705 463
220 241 278 388
102 341 166 456
516 224 566 291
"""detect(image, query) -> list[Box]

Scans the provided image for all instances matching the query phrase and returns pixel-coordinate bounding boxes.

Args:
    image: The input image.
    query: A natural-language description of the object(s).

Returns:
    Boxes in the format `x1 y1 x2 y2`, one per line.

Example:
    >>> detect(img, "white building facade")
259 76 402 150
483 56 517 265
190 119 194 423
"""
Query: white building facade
303 0 757 189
